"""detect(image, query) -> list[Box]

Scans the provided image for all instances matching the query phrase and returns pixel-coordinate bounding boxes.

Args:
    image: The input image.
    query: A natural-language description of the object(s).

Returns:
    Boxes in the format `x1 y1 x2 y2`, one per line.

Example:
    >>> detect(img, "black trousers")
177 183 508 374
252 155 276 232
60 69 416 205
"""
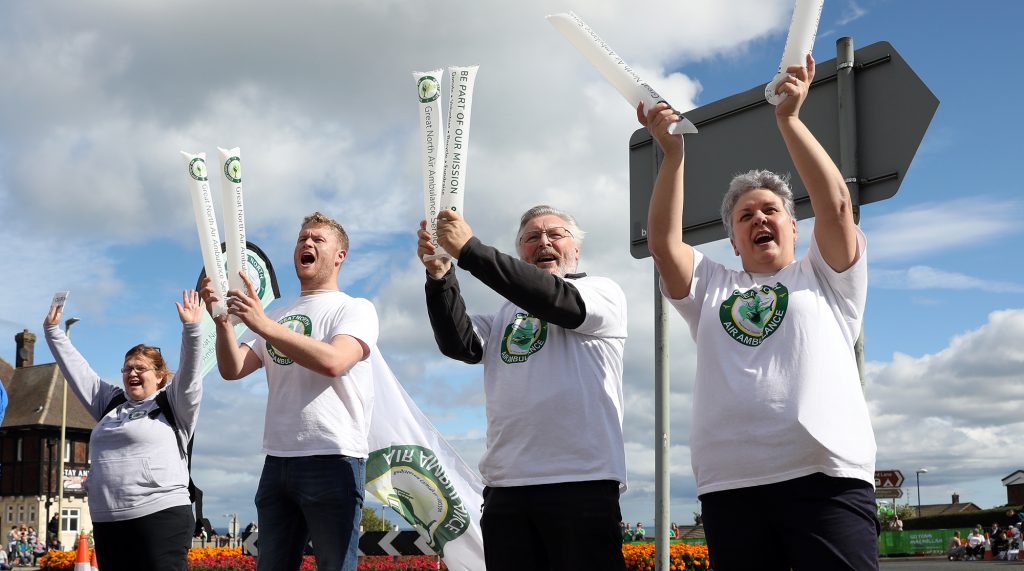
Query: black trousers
93 505 194 571
480 480 626 571
700 473 880 571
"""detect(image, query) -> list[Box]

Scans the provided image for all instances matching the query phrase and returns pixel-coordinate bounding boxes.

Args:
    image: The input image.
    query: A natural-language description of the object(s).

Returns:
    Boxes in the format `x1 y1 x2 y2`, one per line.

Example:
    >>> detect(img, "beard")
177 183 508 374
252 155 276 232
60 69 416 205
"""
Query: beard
532 247 578 277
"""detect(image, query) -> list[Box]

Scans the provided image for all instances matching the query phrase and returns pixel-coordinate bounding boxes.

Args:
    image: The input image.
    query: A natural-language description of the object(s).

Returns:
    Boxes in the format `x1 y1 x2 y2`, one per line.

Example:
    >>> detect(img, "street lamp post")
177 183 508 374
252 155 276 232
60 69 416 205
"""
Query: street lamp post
916 468 928 518
56 317 80 548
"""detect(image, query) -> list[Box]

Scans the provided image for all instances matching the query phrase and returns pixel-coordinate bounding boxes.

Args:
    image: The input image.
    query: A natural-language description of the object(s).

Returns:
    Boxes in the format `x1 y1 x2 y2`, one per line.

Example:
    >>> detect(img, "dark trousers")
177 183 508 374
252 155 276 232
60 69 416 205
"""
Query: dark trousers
700 473 880 571
255 455 365 571
480 480 626 571
93 505 194 571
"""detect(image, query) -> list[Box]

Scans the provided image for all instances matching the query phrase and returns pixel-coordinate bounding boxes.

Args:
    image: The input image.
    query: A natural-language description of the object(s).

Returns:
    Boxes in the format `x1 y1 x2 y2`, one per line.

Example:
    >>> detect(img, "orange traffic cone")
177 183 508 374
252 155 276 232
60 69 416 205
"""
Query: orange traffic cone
90 548 99 570
74 533 91 571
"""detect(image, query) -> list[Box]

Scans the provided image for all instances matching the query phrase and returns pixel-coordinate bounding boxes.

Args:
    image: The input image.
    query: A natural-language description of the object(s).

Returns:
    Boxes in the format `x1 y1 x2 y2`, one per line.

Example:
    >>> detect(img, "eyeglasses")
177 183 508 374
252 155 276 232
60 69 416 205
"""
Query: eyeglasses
520 227 573 246
120 365 154 375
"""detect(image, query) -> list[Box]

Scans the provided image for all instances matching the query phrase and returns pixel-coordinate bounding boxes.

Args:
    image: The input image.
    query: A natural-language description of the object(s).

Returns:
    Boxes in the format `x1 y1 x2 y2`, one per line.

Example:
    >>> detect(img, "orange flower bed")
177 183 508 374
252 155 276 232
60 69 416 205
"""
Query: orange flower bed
42 542 708 570
622 541 710 571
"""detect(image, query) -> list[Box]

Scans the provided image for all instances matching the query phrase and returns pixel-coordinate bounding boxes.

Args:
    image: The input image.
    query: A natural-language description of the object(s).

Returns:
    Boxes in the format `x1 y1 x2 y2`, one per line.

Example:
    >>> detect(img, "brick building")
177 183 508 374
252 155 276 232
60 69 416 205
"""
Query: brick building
0 329 96 549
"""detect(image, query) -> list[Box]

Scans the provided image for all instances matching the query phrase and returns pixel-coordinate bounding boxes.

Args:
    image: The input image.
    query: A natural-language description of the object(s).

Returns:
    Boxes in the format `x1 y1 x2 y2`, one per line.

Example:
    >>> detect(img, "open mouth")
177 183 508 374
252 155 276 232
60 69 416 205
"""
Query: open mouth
300 251 316 266
753 230 774 245
127 379 143 388
534 250 558 266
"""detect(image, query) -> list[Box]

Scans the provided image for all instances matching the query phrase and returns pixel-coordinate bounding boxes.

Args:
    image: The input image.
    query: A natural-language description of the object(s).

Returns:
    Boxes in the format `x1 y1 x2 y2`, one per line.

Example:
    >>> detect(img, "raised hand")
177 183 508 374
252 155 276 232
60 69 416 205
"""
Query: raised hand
44 303 62 327
435 210 475 259
198 276 229 324
775 53 815 120
417 220 453 279
226 271 268 329
176 289 204 324
638 101 685 159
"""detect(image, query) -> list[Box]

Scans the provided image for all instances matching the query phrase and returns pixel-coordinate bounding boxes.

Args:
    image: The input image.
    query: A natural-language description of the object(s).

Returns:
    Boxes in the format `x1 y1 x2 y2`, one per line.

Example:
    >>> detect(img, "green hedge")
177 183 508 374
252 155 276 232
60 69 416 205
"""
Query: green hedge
903 505 1022 531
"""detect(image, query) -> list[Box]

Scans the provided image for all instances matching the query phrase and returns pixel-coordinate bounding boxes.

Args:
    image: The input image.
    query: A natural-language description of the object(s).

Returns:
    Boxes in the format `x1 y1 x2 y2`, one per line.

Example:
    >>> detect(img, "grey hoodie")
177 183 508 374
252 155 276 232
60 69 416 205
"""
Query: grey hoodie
44 322 202 522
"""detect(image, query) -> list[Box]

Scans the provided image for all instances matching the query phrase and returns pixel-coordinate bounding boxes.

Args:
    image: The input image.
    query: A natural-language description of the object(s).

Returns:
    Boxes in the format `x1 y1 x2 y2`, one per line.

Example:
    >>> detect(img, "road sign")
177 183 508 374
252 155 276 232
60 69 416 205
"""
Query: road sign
358 530 436 556
242 532 258 556
628 41 938 256
875 469 905 488
241 533 312 557
875 487 904 499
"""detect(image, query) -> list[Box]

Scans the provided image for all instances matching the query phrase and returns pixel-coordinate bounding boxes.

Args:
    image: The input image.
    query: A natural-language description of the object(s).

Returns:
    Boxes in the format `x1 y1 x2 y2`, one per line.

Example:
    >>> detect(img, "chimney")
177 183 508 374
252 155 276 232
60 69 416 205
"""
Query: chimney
15 329 35 368
952 493 960 504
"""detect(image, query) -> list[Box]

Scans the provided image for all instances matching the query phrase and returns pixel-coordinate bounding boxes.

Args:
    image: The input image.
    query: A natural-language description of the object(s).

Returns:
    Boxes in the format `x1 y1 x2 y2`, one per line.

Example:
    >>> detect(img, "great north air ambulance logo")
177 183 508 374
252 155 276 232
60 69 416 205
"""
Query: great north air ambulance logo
500 312 547 364
223 155 242 183
719 283 789 347
267 314 312 365
188 157 208 181
417 75 440 103
366 445 470 555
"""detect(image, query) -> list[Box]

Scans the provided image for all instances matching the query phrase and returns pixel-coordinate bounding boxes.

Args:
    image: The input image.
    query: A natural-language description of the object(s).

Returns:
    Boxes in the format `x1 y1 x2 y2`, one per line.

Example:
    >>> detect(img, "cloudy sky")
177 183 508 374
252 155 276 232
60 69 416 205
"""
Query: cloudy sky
1 0 1022 532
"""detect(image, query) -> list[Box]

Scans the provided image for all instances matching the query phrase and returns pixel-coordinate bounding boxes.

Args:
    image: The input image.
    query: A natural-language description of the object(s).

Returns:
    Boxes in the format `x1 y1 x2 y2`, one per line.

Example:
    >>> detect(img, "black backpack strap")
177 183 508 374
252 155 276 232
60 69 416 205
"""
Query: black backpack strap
101 391 128 418
152 391 203 508
153 391 186 459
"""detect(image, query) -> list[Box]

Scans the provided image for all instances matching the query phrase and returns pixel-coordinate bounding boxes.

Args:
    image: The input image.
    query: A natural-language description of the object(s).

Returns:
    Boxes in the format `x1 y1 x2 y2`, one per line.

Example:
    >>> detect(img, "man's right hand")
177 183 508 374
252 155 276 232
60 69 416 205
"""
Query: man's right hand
198 276 229 324
417 220 452 279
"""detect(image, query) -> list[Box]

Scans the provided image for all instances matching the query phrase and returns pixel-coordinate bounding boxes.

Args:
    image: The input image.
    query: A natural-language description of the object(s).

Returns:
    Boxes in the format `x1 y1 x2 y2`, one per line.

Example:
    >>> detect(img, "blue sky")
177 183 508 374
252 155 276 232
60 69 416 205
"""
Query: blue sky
1 0 1021 532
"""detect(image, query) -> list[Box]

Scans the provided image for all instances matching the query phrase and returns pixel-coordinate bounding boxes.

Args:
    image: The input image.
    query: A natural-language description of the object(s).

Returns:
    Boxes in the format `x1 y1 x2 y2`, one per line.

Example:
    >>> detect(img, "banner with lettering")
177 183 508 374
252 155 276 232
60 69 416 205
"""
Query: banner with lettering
365 352 486 571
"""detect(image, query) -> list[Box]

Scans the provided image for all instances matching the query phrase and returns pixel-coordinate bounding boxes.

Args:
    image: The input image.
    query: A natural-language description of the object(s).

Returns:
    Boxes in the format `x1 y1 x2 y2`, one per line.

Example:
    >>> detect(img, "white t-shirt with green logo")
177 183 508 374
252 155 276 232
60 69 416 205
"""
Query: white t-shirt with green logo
244 291 379 458
665 229 875 496
471 275 628 488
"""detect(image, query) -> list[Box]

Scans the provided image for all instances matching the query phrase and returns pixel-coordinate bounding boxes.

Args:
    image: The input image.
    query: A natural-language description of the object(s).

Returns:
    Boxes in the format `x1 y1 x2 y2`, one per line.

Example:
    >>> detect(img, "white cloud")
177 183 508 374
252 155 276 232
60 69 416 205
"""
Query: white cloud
865 308 1024 503
863 198 1021 262
872 266 1024 293
836 0 868 26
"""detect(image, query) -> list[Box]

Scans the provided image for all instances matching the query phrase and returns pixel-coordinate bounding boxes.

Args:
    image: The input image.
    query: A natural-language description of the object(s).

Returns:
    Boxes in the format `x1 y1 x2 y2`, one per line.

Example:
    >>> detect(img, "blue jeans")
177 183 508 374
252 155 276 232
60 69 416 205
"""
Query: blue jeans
255 455 365 571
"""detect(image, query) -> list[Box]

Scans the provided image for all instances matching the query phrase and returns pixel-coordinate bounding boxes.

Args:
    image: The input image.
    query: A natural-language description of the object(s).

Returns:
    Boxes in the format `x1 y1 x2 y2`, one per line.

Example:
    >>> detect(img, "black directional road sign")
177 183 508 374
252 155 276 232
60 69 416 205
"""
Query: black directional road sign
358 530 436 557
628 41 938 257
242 530 437 557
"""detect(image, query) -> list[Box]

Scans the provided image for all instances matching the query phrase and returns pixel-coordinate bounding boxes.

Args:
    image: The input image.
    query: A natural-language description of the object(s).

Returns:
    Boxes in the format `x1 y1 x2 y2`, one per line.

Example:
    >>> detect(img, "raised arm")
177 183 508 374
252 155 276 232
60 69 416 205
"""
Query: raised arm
168 289 204 433
200 276 262 380
774 54 859 272
42 303 117 417
642 102 695 299
225 272 368 378
419 220 484 364
432 211 587 328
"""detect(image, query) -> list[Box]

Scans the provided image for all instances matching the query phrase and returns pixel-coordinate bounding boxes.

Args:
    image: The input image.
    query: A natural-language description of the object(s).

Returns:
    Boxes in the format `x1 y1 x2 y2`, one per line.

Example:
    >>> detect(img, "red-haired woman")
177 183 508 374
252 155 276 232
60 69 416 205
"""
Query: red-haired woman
44 290 203 571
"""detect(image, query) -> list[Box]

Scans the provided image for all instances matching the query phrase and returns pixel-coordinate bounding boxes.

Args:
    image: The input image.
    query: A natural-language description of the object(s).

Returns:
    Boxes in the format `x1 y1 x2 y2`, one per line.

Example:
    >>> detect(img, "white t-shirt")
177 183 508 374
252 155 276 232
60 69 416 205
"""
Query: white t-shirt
244 291 379 458
665 229 875 495
471 275 628 488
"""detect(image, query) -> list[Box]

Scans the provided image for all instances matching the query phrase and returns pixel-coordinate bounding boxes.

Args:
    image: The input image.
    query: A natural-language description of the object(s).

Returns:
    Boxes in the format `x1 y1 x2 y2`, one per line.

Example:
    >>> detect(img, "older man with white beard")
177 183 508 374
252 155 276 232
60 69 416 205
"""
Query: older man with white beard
417 205 628 571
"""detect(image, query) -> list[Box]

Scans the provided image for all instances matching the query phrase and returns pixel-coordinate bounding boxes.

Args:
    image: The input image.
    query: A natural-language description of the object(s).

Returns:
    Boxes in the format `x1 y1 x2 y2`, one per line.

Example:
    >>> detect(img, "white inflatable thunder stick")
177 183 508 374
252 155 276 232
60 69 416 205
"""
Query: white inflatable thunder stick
414 68 448 262
437 65 479 260
218 147 247 299
547 12 697 134
765 0 825 105
182 151 229 318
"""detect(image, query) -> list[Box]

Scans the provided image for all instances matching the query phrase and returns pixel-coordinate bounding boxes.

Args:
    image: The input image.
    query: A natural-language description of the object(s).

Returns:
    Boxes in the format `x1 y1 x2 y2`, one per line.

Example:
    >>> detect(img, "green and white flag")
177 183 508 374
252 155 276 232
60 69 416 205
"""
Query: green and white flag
366 351 486 571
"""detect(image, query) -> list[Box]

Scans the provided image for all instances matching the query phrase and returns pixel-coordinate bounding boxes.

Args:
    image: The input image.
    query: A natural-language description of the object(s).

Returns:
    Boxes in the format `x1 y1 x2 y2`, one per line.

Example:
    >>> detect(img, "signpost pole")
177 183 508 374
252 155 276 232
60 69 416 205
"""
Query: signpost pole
836 36 868 387
654 267 670 570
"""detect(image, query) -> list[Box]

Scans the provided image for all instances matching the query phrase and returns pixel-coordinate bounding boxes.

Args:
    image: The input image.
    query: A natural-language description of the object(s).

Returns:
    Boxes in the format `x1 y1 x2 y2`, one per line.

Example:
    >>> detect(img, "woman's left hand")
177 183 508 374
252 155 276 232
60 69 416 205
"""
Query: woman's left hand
176 289 204 324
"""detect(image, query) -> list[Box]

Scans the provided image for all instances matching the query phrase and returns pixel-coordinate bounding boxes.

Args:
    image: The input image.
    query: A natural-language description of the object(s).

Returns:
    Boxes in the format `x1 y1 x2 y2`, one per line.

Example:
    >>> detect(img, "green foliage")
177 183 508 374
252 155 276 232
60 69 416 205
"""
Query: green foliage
361 507 395 532
903 504 1023 531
